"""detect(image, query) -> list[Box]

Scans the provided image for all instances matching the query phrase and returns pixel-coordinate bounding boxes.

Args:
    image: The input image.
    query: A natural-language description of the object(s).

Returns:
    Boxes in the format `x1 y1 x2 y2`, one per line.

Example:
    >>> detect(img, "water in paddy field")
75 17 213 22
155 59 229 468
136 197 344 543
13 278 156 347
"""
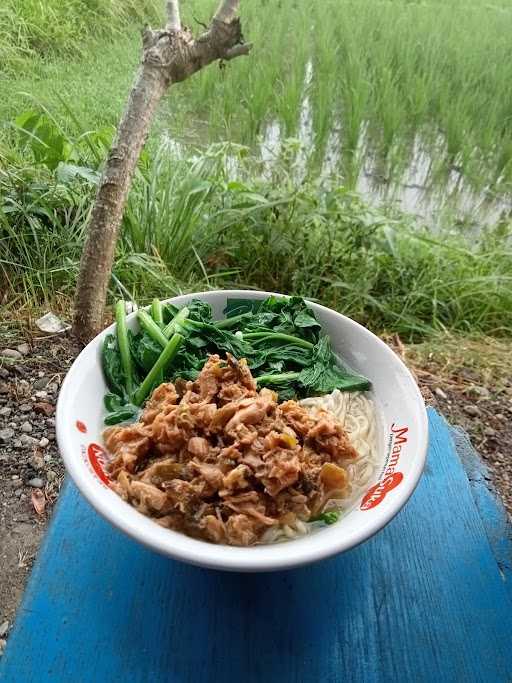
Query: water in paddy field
257 61 512 232
166 58 512 232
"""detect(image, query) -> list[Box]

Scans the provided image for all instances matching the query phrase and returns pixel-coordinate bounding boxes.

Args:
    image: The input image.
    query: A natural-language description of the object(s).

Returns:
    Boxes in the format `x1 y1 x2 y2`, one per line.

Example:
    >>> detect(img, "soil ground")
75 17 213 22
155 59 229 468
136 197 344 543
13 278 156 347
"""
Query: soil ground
0 326 510 655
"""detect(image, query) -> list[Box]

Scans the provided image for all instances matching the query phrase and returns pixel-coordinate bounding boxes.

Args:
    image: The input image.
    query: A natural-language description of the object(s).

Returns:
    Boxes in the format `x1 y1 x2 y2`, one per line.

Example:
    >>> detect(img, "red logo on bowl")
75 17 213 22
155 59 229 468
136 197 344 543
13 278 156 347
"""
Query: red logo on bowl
360 472 404 510
87 443 110 485
76 420 87 434
360 424 408 511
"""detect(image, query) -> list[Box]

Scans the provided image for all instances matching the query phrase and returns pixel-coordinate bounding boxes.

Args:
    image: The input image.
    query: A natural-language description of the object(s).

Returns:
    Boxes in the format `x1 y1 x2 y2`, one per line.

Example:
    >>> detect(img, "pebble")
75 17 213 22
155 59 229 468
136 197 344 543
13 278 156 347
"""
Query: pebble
13 439 21 448
1 349 22 360
484 426 496 437
43 454 52 463
20 421 32 433
435 387 448 400
464 404 480 417
496 413 505 421
11 474 19 480
47 382 59 394
28 477 44 488
16 343 30 356
33 377 49 390
30 454 45 470
34 390 47 400
0 621 9 638
0 427 15 443
0 406 11 417
19 403 32 413
0 368 9 379
0 638 6 656
20 434 37 447
0 382 9 394
16 380 30 397
33 402 55 417
46 470 57 483
469 385 490 400
39 437 49 448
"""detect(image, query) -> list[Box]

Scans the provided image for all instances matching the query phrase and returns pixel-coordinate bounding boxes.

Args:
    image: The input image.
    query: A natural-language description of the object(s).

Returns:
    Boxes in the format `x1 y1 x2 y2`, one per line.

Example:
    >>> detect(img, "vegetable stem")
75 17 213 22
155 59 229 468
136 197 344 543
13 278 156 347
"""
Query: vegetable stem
255 371 300 386
151 298 163 326
215 313 248 329
115 300 134 396
138 310 168 347
133 333 184 406
147 302 164 383
163 306 190 338
243 332 314 350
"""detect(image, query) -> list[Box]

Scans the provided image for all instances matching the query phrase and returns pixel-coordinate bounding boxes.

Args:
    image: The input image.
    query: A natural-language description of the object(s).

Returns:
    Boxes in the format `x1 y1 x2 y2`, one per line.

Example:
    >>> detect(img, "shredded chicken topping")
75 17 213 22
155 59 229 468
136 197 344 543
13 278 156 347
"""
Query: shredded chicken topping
104 354 358 546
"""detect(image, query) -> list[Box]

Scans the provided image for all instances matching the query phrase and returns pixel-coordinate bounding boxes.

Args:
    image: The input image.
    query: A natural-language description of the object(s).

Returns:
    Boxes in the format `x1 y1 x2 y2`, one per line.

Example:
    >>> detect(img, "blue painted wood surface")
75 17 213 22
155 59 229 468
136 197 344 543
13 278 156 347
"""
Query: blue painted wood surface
1 408 511 683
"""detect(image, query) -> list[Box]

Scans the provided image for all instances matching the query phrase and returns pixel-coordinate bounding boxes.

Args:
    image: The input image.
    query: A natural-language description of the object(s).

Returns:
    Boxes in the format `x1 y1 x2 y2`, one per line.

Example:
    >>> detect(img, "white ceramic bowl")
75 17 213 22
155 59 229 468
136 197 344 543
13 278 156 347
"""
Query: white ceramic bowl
57 290 428 572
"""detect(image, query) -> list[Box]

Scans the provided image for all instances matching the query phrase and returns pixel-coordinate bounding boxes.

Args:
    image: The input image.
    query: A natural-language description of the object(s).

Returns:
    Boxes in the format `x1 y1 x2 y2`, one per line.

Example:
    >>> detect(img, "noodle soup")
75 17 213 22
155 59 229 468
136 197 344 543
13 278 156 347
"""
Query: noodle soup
57 288 427 570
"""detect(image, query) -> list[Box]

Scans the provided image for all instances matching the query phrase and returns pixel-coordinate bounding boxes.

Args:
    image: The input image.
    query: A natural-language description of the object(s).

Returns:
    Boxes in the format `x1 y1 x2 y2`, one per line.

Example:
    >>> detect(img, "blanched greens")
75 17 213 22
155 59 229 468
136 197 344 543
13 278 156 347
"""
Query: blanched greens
102 301 184 425
101 295 371 425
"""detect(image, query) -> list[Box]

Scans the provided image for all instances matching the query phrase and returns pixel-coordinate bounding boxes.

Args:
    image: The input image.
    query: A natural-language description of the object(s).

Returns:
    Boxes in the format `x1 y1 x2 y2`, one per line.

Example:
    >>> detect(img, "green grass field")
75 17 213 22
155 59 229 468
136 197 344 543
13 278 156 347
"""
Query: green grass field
1 0 512 339
4 0 512 191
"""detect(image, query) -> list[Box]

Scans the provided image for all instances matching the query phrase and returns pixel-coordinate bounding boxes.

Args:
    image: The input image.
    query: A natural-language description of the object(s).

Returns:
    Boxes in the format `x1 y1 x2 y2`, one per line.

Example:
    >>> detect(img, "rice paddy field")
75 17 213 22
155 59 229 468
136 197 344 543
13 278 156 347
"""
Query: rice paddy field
1 0 512 338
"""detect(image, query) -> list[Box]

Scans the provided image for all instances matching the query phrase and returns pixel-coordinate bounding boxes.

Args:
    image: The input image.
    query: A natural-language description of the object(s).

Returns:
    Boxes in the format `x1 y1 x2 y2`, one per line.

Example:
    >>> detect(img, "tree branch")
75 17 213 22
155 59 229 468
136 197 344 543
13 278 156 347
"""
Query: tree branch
214 0 240 24
73 0 251 343
223 42 252 61
166 0 181 30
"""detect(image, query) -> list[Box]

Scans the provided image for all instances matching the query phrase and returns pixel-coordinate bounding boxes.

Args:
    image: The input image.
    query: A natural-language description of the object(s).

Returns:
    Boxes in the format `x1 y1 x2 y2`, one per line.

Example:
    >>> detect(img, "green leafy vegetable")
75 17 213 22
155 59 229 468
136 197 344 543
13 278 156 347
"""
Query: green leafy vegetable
254 334 369 397
297 336 371 393
223 298 261 318
244 332 314 350
104 392 123 412
102 334 126 398
224 296 322 342
103 404 140 426
187 299 214 323
129 330 161 374
162 306 189 338
101 295 371 425
133 333 184 406
177 318 253 359
310 511 340 525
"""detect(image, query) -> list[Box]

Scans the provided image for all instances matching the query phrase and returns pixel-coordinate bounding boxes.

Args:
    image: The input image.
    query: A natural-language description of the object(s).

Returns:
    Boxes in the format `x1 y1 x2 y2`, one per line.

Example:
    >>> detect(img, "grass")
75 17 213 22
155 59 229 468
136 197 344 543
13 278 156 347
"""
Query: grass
1 138 511 340
0 0 161 74
1 0 512 343
3 1 512 194
406 335 512 394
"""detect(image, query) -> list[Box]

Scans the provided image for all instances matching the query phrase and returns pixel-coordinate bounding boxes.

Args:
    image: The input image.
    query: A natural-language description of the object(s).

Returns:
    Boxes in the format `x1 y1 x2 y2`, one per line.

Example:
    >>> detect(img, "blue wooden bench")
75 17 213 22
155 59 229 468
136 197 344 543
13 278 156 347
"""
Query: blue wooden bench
1 408 511 683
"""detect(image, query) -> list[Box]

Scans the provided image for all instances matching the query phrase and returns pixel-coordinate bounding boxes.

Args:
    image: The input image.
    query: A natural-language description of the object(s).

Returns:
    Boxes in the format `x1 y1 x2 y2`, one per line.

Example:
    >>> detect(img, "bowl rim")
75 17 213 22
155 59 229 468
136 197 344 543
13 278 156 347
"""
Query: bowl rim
57 289 428 572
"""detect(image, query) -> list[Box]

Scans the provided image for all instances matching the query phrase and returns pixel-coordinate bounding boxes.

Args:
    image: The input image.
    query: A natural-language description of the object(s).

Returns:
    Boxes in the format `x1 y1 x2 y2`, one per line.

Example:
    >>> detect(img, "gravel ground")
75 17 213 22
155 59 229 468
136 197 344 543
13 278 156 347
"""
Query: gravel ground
0 334 79 655
402 337 512 515
0 330 510 656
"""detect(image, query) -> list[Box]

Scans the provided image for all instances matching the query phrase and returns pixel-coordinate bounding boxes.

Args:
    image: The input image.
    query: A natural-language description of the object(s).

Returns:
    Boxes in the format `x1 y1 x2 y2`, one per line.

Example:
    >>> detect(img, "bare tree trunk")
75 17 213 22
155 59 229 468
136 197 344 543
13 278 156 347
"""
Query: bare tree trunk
73 0 251 344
